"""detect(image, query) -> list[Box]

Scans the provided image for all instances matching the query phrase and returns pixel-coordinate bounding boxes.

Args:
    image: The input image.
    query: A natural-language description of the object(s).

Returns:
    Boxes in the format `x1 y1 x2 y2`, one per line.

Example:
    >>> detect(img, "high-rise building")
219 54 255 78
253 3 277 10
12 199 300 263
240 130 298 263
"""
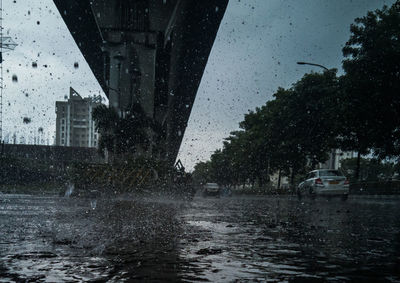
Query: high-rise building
55 87 102 148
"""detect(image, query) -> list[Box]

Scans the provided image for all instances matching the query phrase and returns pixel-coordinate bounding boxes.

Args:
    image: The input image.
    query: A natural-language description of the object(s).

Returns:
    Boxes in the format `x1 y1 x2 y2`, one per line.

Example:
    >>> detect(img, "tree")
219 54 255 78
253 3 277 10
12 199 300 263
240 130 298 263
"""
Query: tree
210 149 233 186
341 1 400 161
239 109 271 187
261 71 340 185
92 105 119 155
92 103 155 158
336 76 373 180
223 130 258 186
197 71 341 188
340 157 395 182
192 161 212 184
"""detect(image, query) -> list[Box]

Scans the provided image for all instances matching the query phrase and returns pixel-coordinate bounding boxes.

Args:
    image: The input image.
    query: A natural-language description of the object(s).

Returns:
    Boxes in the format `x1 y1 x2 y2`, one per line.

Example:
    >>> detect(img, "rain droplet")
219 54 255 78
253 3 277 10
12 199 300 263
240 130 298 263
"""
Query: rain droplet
37 21 40 25
32 62 37 68
12 74 18 82
74 62 79 69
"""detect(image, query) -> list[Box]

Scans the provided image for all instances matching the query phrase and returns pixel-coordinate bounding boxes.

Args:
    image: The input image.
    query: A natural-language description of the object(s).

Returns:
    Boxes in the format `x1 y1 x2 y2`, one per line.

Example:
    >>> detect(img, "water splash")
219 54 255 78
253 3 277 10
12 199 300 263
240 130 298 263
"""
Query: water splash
90 199 97 210
64 182 74 197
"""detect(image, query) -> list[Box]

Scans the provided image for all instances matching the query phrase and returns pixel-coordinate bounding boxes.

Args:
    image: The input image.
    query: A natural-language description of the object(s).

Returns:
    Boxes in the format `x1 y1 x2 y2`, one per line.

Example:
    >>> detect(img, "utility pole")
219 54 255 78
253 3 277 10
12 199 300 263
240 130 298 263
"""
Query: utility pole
0 0 18 144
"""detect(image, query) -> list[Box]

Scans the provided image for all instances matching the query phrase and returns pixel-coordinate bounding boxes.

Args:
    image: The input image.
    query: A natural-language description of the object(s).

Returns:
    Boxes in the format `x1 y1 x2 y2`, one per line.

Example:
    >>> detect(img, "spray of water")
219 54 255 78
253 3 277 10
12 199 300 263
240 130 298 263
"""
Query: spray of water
64 182 74 197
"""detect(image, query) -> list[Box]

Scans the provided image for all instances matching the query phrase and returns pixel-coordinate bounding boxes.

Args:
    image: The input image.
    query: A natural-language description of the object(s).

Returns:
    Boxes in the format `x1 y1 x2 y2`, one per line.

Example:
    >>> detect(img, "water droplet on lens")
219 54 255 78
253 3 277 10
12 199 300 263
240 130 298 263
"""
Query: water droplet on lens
74 62 79 69
12 74 18 82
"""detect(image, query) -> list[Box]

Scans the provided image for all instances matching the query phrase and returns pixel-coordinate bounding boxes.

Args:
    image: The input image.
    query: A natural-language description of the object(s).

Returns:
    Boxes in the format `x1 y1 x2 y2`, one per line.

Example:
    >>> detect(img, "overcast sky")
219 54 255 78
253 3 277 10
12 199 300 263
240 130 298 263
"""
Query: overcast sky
2 0 395 169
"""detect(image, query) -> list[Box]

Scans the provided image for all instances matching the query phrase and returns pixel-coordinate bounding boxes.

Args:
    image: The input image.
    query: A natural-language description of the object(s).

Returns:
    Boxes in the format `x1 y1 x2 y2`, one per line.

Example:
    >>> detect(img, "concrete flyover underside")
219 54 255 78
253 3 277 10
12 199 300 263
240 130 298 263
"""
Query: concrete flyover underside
52 0 228 164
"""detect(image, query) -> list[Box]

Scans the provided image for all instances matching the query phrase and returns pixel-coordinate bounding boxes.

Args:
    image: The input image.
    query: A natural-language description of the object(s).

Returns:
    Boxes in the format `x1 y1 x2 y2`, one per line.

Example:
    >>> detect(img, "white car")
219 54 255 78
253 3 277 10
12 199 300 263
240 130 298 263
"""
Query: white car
202 183 221 197
297 169 349 200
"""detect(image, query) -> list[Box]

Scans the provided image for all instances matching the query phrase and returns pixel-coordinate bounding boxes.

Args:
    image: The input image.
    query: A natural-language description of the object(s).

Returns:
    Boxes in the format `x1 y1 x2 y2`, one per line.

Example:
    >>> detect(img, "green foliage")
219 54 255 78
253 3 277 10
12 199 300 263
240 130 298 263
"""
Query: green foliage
341 1 400 160
92 103 163 157
340 158 396 182
192 161 213 184
193 71 340 187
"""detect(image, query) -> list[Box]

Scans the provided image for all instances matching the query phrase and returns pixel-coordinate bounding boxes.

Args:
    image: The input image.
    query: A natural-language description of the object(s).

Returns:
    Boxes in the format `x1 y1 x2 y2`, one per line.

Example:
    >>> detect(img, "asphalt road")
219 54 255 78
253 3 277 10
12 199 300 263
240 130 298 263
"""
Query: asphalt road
0 193 399 282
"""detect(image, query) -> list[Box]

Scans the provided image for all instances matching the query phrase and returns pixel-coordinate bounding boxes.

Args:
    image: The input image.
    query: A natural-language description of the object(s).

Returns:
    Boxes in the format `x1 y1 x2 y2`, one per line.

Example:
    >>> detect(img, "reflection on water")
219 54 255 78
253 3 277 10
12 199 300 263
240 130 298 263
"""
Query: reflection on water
179 196 400 282
0 193 399 282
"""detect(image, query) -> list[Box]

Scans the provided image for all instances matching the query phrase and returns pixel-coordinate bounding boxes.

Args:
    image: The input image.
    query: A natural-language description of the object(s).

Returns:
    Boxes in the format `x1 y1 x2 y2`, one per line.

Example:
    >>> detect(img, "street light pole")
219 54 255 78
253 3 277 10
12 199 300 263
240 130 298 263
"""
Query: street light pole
297 61 329 71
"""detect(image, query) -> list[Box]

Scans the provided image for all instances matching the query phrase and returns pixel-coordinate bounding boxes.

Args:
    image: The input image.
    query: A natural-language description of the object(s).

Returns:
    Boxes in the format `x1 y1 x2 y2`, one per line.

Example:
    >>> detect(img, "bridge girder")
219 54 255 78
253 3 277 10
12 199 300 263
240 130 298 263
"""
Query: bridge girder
53 0 228 164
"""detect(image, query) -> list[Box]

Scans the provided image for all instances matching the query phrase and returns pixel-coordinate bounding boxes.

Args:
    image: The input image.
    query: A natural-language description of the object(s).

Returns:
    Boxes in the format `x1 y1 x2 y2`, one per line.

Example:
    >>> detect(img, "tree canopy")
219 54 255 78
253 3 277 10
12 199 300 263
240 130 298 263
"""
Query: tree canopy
341 1 400 159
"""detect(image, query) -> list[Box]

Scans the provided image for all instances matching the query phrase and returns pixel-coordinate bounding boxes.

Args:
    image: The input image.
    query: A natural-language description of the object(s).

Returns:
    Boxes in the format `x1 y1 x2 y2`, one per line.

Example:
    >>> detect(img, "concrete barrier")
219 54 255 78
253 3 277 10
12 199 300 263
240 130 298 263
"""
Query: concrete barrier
350 181 400 195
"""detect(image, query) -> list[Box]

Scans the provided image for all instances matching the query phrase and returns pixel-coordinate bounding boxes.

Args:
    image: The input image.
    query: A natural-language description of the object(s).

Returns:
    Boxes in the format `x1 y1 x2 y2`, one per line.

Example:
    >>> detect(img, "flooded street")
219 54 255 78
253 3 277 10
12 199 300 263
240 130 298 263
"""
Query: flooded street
1 193 400 282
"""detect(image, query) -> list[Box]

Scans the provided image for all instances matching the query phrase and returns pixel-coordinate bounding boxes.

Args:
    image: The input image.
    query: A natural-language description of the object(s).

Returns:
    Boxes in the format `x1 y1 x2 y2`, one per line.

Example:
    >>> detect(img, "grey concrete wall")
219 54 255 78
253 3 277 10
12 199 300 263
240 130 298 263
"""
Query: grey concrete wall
1 144 104 164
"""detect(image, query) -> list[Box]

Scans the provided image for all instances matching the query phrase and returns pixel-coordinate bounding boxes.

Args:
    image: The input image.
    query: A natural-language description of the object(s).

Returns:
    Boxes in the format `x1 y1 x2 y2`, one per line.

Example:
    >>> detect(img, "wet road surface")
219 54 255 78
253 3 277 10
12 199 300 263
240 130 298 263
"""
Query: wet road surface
0 193 399 282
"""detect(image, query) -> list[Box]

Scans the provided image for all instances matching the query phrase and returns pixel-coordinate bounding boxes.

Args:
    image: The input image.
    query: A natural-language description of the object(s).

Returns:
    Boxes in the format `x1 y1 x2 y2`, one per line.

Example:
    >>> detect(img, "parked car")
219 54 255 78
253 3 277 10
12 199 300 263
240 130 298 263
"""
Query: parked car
297 169 349 200
202 183 221 197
